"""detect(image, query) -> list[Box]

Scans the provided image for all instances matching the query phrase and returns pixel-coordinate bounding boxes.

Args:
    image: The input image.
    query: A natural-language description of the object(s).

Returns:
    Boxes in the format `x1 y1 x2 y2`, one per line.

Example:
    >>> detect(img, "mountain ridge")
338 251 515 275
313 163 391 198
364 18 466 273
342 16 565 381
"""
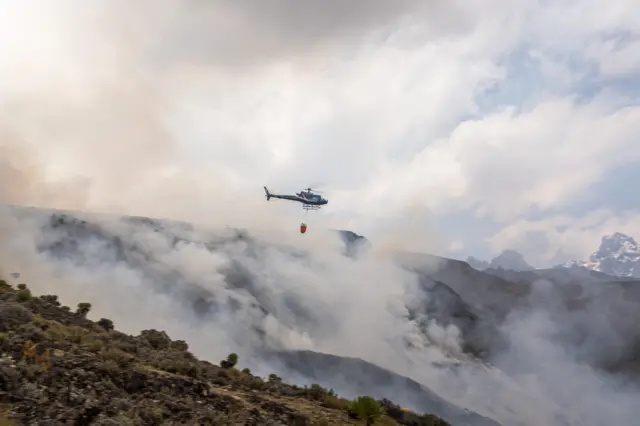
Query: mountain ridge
557 232 640 278
0 205 503 426
466 232 640 280
466 250 533 272
2 204 640 425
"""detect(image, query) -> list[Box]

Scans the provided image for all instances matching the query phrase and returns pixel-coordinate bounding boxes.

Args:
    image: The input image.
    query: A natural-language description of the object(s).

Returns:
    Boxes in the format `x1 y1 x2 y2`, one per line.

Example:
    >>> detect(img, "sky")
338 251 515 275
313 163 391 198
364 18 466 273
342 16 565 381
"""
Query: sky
1 0 640 267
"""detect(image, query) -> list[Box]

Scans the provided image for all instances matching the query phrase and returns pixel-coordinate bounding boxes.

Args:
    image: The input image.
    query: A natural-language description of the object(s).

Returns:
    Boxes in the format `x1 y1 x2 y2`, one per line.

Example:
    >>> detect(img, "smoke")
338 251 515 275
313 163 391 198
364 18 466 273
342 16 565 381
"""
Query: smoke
0 1 270 226
0 0 472 229
0 206 456 381
2 206 640 426
1 2 639 425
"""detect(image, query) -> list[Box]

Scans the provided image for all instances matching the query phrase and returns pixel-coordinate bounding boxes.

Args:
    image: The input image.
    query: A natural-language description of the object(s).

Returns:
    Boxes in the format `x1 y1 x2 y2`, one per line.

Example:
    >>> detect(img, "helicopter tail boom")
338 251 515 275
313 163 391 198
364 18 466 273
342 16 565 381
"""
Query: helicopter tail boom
263 186 272 201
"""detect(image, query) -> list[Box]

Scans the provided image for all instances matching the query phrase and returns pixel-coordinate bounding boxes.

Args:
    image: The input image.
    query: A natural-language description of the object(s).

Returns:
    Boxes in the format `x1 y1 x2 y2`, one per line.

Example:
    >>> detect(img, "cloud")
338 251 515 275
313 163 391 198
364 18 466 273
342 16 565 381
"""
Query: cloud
488 209 640 265
147 0 476 67
389 95 640 222
588 36 640 78
2 0 638 249
0 0 487 228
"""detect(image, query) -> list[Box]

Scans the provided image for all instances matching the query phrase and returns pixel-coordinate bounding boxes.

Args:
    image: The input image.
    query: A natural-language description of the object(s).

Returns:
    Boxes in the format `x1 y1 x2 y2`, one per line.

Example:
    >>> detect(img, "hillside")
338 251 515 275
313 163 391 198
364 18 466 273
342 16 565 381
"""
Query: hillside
0 279 451 425
2 205 640 426
479 266 640 376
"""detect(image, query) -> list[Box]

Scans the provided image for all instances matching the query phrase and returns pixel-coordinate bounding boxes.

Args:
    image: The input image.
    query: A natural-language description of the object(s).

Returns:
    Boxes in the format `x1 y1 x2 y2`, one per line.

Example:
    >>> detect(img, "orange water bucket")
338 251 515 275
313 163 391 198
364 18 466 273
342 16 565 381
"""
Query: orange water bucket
300 223 307 233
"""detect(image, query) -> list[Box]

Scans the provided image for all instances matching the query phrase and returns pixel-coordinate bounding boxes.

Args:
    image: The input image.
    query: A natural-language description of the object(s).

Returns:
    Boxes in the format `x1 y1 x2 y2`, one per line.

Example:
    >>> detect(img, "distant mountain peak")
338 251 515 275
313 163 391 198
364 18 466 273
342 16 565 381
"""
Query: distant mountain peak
594 232 638 259
467 249 533 272
560 231 640 278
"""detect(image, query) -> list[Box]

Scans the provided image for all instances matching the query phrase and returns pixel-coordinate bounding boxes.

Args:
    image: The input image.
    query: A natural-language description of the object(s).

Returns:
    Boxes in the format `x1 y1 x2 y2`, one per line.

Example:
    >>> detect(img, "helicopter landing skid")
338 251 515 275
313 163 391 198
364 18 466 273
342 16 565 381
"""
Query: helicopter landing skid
302 204 321 211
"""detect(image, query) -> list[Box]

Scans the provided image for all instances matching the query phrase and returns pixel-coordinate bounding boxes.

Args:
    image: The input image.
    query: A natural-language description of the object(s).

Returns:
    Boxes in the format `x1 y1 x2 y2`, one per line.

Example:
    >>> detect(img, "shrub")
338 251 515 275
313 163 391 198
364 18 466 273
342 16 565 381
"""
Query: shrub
76 302 92 317
268 373 282 384
82 337 104 353
163 358 199 378
220 352 238 369
244 376 265 390
348 396 385 426
15 289 31 303
40 295 60 306
97 318 114 332
323 394 350 411
170 340 189 352
113 340 139 355
101 348 133 368
139 329 171 349
306 383 326 401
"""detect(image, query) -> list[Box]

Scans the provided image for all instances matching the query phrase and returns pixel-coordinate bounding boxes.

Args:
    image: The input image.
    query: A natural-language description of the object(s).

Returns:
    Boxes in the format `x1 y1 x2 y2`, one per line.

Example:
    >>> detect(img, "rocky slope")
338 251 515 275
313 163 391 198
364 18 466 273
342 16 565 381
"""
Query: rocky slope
0 279 450 425
265 351 499 426
558 232 640 278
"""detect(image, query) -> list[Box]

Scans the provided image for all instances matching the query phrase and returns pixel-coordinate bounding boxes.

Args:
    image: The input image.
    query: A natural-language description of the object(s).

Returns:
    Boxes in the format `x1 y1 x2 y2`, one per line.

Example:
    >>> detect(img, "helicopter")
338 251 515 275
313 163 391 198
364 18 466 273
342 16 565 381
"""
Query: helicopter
263 186 328 210
264 186 328 234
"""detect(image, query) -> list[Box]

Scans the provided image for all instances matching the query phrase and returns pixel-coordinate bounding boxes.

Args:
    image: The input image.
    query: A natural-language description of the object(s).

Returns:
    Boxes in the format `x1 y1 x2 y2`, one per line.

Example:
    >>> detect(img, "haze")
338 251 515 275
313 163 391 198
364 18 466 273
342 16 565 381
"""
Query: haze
1 1 640 425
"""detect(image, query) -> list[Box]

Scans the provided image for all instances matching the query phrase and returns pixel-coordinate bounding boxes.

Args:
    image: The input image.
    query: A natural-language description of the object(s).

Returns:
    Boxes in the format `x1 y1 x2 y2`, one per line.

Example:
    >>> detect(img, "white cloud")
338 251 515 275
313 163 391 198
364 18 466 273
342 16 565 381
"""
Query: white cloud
588 38 640 78
488 209 640 264
383 95 640 222
0 0 639 256
449 240 465 252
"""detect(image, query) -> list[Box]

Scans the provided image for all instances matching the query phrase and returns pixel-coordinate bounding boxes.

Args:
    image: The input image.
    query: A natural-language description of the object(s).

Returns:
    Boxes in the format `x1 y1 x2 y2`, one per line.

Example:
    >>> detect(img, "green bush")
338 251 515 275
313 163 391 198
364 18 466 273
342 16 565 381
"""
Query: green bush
306 383 326 401
40 294 60 306
139 329 172 349
15 289 32 303
348 396 385 425
268 373 282 384
170 340 189 352
220 352 238 369
322 394 350 411
97 318 114 332
76 302 92 317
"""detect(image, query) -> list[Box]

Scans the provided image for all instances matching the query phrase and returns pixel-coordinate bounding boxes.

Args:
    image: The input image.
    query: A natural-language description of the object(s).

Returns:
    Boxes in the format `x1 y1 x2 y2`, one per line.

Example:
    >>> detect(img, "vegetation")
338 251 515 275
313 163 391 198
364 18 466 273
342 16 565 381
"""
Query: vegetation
349 396 385 425
0 278 451 425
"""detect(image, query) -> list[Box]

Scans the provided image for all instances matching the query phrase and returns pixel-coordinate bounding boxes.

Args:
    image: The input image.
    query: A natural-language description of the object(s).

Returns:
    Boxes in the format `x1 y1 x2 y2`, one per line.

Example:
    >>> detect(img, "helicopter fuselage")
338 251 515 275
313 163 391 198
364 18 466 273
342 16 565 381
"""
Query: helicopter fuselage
272 193 327 205
264 186 328 206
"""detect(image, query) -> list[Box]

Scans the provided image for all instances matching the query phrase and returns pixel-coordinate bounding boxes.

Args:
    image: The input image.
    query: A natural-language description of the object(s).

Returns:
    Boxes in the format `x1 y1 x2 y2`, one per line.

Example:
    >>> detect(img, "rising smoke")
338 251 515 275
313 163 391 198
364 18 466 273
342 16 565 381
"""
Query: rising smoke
1 2 640 426
2 207 640 426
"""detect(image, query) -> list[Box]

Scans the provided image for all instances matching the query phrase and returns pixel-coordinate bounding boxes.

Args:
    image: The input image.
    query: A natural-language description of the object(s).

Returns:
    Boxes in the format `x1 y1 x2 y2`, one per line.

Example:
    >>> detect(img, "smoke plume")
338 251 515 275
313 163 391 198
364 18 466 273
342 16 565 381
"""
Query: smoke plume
1 2 639 426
